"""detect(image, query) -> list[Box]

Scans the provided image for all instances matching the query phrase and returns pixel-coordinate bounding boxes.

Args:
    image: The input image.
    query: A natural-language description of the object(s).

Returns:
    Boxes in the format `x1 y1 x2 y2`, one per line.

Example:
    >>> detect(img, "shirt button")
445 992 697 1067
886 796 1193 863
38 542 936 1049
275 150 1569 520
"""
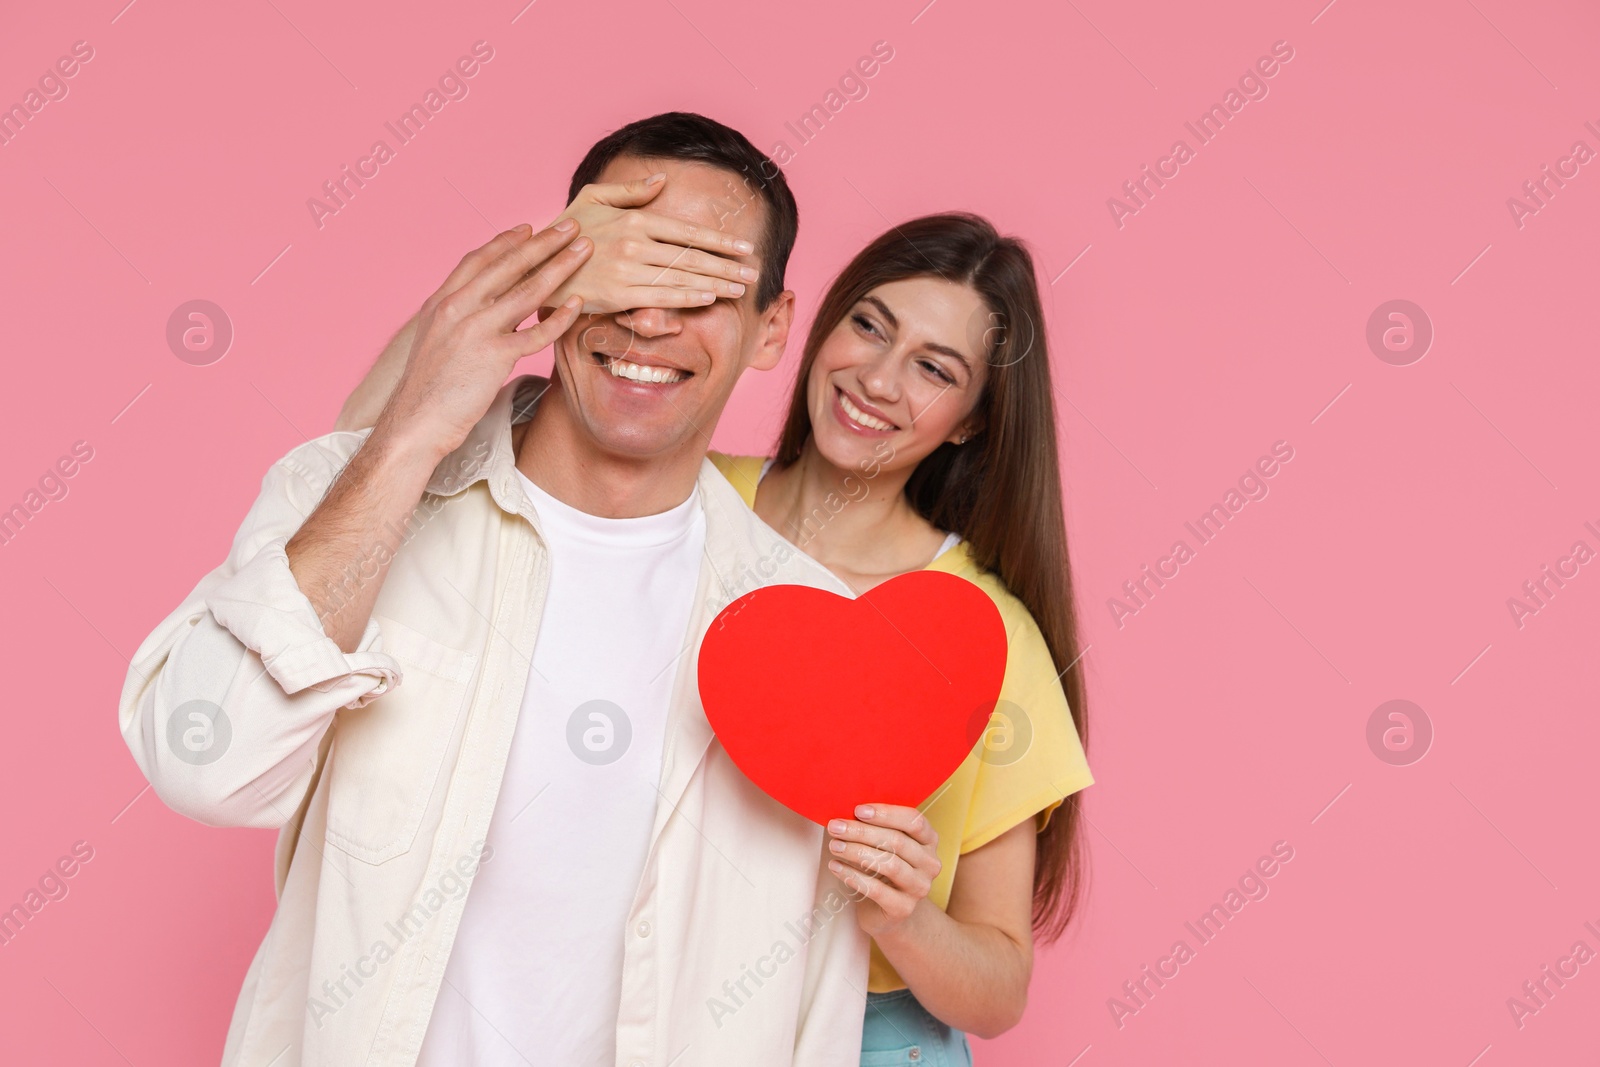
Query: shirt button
636 920 652 937
908 1048 921 1060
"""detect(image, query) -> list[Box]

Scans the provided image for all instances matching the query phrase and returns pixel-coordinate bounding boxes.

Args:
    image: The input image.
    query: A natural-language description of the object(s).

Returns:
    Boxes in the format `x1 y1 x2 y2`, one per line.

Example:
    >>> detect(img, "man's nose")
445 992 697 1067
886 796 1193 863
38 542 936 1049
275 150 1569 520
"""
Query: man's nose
612 306 682 339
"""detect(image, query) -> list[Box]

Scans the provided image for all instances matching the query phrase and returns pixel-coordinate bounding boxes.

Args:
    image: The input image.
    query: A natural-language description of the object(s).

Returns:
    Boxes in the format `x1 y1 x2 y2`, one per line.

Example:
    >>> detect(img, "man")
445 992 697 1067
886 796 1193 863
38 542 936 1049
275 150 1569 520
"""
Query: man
119 112 869 1066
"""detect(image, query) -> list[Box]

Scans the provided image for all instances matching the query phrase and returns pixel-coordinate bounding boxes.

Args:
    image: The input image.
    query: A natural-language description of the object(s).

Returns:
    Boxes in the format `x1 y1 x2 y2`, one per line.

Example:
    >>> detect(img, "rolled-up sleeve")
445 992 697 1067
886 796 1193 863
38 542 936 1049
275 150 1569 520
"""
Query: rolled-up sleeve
118 433 402 830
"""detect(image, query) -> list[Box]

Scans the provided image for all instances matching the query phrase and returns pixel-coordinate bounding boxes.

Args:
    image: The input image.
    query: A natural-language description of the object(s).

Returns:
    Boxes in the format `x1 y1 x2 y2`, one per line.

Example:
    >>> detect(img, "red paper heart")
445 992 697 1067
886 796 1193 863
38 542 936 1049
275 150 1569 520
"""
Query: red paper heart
698 569 1009 825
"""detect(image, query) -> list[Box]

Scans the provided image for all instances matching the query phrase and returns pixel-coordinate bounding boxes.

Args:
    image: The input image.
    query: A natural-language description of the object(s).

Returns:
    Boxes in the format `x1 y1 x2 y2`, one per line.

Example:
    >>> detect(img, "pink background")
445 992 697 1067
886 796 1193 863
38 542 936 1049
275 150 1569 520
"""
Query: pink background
2 0 1596 1063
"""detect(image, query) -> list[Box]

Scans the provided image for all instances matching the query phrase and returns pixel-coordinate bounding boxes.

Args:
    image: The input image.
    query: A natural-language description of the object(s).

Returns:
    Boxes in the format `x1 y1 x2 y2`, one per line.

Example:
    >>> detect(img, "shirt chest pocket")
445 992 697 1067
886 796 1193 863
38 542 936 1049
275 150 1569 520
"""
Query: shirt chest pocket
324 617 478 865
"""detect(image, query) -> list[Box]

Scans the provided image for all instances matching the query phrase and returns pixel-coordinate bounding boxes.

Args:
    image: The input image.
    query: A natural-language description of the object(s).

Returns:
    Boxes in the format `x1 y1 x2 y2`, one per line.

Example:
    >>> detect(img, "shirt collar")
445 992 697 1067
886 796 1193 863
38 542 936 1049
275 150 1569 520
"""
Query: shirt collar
423 375 746 539
423 374 551 513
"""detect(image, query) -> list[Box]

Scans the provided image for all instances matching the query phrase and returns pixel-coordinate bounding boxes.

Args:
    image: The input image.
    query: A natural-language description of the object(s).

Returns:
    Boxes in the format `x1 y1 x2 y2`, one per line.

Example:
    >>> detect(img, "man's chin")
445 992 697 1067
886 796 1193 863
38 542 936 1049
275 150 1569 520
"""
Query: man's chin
579 405 705 462
551 345 729 463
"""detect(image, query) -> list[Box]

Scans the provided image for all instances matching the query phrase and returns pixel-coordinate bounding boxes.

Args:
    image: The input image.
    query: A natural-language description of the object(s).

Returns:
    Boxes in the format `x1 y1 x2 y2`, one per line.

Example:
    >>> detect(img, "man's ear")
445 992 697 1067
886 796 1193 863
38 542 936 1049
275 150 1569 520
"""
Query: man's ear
748 290 795 372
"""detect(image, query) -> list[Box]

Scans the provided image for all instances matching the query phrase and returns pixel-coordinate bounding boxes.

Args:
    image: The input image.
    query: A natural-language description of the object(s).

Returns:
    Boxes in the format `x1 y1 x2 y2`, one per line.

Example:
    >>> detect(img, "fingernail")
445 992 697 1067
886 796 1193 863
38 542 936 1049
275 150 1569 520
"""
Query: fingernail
564 295 583 309
555 218 577 232
828 860 843 874
729 282 745 296
739 266 759 281
699 291 715 302
647 172 666 184
830 839 846 853
856 805 875 819
515 223 533 235
734 240 755 254
828 820 846 835
572 237 593 252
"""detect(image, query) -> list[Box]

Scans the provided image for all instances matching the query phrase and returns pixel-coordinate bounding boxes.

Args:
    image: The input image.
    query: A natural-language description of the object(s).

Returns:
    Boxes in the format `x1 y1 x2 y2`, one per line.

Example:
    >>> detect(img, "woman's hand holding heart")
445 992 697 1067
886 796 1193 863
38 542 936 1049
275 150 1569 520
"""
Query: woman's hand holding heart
827 804 943 939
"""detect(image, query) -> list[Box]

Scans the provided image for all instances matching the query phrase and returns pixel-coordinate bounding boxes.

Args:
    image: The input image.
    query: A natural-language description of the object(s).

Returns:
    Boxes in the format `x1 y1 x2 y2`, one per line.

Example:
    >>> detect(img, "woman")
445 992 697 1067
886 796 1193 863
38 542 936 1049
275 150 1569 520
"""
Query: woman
339 202 1092 1065
714 213 1092 1065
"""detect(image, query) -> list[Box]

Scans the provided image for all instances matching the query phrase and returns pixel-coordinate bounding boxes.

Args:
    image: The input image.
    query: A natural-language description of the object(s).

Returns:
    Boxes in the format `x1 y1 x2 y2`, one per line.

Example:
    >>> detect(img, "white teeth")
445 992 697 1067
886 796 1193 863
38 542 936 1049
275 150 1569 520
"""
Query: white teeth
605 358 687 384
839 390 894 431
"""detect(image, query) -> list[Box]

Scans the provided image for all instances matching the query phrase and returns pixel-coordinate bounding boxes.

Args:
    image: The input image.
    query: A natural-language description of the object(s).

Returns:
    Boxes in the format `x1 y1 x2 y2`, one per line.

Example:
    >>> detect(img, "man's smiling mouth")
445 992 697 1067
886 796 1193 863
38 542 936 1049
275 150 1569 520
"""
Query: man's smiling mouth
591 352 692 385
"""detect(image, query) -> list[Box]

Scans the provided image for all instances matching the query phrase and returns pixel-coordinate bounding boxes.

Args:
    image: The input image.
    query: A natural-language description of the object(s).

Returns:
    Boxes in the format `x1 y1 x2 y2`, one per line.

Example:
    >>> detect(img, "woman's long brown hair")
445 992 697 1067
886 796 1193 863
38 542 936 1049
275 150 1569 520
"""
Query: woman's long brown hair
774 213 1089 942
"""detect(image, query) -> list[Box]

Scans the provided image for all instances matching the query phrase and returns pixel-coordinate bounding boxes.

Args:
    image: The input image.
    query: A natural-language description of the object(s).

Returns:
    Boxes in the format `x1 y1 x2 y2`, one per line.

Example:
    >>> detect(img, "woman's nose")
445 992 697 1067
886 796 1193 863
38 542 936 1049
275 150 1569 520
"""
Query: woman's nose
859 352 901 402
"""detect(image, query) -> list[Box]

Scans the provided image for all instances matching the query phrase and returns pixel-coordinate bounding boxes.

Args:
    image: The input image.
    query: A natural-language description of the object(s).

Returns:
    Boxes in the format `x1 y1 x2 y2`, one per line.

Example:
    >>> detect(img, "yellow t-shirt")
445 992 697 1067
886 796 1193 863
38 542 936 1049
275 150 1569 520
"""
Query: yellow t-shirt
708 453 1095 992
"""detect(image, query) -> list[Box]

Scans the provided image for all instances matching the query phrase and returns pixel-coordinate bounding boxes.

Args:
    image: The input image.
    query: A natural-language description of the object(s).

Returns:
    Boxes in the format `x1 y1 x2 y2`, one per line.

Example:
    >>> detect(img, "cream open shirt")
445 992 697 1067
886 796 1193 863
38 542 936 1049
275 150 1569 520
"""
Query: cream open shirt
118 376 869 1067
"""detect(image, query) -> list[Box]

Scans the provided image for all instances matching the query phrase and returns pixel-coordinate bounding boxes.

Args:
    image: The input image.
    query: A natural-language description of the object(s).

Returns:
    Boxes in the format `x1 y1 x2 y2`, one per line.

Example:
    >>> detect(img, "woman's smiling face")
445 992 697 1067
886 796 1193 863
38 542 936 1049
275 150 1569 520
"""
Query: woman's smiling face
806 275 990 474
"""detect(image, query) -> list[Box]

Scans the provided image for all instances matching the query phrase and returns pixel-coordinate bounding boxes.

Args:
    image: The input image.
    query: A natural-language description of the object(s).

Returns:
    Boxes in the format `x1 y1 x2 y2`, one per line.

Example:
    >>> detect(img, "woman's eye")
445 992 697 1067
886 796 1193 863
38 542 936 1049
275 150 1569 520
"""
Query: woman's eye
919 359 955 385
852 313 882 338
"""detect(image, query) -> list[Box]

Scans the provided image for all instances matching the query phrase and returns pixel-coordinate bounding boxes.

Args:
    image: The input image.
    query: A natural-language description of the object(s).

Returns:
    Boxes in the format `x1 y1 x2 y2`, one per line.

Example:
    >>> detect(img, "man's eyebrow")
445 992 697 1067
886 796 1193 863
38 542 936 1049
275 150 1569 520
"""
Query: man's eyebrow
862 294 973 371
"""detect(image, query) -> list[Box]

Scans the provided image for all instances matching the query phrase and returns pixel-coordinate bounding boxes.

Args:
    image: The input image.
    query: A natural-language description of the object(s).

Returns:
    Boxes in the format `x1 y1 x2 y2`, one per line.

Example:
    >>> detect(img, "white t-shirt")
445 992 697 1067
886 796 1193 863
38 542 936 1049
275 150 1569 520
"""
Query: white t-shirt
416 467 706 1067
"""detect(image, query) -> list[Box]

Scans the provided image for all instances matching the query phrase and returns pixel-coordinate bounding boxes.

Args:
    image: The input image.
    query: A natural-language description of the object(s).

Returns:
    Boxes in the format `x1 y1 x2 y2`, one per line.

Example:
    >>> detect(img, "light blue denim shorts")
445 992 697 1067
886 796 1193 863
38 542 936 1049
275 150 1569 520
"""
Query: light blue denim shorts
860 988 973 1066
